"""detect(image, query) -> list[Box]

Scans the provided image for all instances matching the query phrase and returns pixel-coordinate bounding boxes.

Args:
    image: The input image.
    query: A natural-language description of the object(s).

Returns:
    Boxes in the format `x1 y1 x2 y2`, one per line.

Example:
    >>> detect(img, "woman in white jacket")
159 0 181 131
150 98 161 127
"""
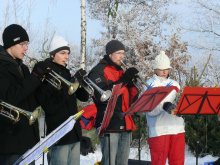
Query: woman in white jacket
146 51 185 165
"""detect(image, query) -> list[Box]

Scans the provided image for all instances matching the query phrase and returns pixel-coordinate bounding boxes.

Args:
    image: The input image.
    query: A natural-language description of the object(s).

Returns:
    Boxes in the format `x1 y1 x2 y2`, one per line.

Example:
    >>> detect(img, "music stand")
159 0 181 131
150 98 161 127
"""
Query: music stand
13 111 84 165
96 83 122 165
123 86 178 165
98 83 122 136
124 86 178 116
174 87 220 165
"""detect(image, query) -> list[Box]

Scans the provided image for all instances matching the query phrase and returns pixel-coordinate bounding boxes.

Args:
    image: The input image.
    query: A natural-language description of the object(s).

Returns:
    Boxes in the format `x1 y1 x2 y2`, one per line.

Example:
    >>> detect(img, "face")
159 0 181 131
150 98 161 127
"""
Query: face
155 69 170 78
109 50 125 66
51 50 69 66
6 41 29 59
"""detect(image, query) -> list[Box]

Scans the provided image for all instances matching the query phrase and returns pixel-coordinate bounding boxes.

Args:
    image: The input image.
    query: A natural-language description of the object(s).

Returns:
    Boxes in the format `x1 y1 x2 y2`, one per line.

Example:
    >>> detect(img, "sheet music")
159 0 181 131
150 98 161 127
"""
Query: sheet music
14 115 76 165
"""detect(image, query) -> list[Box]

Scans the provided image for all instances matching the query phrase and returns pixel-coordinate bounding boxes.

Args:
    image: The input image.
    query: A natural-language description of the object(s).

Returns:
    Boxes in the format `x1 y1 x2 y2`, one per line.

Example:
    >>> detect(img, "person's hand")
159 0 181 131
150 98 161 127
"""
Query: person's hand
122 67 139 83
32 62 50 82
74 68 87 84
163 102 176 114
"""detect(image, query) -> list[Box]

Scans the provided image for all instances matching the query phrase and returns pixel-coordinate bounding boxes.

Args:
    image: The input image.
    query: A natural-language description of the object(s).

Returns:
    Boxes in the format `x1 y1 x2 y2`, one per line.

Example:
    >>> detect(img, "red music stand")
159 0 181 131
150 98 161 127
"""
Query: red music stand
123 86 179 116
174 87 220 165
97 83 122 165
98 83 122 136
174 87 220 115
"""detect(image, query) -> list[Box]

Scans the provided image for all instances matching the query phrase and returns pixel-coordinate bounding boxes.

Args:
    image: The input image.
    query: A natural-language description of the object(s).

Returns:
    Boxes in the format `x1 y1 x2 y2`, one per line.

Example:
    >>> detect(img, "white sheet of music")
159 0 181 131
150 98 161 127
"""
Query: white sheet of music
14 115 76 165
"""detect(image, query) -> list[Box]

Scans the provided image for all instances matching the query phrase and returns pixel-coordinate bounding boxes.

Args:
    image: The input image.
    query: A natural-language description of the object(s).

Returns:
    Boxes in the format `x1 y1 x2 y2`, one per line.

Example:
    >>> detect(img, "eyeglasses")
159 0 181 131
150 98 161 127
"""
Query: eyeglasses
114 52 125 55
19 42 29 48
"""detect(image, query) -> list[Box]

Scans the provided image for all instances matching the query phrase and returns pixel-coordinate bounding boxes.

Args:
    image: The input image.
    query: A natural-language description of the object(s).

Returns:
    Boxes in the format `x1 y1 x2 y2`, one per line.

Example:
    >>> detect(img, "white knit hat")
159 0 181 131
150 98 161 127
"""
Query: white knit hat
49 36 70 55
153 51 172 69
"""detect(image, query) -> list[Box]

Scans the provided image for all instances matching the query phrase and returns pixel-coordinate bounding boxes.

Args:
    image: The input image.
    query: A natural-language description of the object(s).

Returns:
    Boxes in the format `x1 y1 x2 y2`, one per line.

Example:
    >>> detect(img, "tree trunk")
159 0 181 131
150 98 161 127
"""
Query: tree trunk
81 0 86 69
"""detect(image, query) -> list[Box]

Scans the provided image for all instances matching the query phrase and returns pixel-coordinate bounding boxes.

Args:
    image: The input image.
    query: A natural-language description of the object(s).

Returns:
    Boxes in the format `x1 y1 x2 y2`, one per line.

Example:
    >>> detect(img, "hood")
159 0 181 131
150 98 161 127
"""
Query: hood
0 45 22 66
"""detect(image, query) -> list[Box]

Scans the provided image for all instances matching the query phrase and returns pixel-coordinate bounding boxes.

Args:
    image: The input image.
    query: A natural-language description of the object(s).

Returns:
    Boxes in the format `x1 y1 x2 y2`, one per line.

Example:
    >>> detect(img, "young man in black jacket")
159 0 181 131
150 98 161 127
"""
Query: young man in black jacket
88 40 139 165
36 36 89 165
0 24 49 165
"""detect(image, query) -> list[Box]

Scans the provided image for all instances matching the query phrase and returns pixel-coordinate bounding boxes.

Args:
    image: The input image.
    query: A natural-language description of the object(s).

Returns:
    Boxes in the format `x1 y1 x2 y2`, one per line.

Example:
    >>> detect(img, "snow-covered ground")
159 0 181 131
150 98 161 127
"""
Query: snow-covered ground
35 145 218 165
36 117 218 165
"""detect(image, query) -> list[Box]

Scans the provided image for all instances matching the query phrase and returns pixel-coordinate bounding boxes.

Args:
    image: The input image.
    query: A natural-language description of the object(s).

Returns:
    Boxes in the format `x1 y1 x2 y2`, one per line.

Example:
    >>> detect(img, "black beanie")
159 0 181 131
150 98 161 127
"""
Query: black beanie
2 24 29 49
105 40 125 55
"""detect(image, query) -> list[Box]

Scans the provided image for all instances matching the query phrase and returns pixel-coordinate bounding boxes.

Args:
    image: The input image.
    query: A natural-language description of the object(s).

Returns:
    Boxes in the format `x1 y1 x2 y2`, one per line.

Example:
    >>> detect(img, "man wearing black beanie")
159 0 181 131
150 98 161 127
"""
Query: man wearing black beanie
88 40 139 165
0 24 49 165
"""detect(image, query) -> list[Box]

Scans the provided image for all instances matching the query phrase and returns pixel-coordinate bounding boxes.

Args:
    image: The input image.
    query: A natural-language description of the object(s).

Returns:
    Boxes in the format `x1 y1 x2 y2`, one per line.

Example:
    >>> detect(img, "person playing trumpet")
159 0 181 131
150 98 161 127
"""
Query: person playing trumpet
0 24 49 165
36 36 89 165
88 40 139 165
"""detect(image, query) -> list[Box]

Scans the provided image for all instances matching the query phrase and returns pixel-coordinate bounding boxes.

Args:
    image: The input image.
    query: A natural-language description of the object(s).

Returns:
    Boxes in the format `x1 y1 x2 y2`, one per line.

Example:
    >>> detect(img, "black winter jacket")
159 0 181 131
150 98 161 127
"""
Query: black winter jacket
36 58 89 145
0 45 40 154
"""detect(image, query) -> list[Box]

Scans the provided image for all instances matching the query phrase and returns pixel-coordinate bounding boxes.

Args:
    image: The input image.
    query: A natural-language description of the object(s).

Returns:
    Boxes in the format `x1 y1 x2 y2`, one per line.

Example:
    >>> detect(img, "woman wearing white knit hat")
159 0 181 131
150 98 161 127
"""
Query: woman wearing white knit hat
145 51 185 165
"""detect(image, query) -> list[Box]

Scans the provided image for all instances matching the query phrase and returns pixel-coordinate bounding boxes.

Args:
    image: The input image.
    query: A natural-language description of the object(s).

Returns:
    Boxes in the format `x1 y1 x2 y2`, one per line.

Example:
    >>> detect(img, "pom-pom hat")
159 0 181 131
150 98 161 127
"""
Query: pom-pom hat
153 51 172 70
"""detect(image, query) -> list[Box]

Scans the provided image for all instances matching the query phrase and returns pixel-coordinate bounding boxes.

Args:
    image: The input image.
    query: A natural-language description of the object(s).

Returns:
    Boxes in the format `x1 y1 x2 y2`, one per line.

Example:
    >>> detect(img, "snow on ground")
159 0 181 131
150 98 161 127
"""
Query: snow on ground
35 145 218 165
36 116 218 165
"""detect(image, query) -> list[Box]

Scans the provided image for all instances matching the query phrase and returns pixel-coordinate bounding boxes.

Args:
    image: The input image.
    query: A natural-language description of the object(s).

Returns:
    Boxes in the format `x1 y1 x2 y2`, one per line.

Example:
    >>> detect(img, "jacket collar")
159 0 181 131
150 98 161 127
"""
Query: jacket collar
0 45 24 79
153 74 170 83
100 55 123 71
0 45 22 66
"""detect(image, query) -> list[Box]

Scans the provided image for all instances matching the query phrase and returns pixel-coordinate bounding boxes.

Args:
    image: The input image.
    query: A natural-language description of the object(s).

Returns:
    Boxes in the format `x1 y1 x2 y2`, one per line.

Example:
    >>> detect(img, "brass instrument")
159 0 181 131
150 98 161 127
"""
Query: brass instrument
121 61 148 92
50 70 79 95
25 55 79 95
67 64 112 102
0 100 39 125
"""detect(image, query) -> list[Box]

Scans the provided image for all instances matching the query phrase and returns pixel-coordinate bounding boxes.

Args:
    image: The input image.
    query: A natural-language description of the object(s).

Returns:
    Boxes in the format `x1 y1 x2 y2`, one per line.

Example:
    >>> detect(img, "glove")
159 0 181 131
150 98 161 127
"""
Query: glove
122 67 139 84
32 62 50 81
163 102 176 114
74 68 87 84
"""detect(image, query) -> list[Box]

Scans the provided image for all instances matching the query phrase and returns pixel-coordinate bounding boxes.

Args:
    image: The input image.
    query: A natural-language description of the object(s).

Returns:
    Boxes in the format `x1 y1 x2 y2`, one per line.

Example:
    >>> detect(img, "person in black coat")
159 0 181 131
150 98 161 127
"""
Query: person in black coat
36 36 89 165
0 24 50 165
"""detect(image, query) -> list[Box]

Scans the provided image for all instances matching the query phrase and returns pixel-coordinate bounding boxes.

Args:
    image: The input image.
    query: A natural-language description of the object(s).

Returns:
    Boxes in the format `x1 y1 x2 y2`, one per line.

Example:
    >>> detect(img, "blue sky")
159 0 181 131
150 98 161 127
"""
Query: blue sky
0 0 102 44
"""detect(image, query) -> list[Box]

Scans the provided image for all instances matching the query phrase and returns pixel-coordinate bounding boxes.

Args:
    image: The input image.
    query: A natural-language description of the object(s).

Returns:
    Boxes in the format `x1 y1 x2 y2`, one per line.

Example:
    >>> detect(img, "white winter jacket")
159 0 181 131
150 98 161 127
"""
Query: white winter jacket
145 74 185 138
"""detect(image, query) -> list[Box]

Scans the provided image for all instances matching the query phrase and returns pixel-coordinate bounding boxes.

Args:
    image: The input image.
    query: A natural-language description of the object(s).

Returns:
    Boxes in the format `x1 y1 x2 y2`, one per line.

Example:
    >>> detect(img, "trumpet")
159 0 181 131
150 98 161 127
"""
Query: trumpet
67 64 112 102
50 70 79 95
121 61 148 91
25 55 79 95
0 100 39 125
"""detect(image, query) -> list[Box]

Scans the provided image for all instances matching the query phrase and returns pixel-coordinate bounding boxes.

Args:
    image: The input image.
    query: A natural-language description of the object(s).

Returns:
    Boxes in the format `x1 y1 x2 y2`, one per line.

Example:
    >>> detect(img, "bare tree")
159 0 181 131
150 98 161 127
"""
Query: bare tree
81 0 86 69
87 0 190 83
182 0 220 87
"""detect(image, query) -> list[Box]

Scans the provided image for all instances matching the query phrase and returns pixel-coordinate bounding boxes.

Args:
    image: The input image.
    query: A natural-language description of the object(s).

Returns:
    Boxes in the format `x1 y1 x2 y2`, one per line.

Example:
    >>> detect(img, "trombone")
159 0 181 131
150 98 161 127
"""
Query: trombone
67 64 112 102
121 61 148 91
0 100 39 125
25 55 79 95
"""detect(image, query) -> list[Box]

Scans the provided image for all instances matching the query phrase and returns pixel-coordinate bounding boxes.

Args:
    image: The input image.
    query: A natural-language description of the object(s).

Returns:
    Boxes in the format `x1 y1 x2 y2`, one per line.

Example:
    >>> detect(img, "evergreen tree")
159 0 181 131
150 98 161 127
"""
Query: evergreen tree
183 66 220 157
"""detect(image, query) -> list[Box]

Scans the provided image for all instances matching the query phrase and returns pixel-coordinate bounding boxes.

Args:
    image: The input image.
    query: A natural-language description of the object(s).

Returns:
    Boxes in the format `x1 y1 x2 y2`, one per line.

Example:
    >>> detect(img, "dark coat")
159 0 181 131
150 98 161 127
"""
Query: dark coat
0 45 40 154
88 55 138 132
36 58 89 146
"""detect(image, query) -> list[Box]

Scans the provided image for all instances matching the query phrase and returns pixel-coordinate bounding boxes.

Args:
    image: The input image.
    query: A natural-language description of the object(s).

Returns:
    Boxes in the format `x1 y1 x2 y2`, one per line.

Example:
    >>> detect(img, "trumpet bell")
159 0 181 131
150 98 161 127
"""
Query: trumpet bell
29 108 40 125
100 90 112 102
68 81 80 95
0 100 40 125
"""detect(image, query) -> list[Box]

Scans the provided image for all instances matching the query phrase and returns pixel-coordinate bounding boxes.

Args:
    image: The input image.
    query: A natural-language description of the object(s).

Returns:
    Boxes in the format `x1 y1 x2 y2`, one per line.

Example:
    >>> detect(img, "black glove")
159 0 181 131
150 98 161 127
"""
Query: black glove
122 67 139 84
32 62 50 81
163 102 176 114
74 68 87 84
213 158 220 165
